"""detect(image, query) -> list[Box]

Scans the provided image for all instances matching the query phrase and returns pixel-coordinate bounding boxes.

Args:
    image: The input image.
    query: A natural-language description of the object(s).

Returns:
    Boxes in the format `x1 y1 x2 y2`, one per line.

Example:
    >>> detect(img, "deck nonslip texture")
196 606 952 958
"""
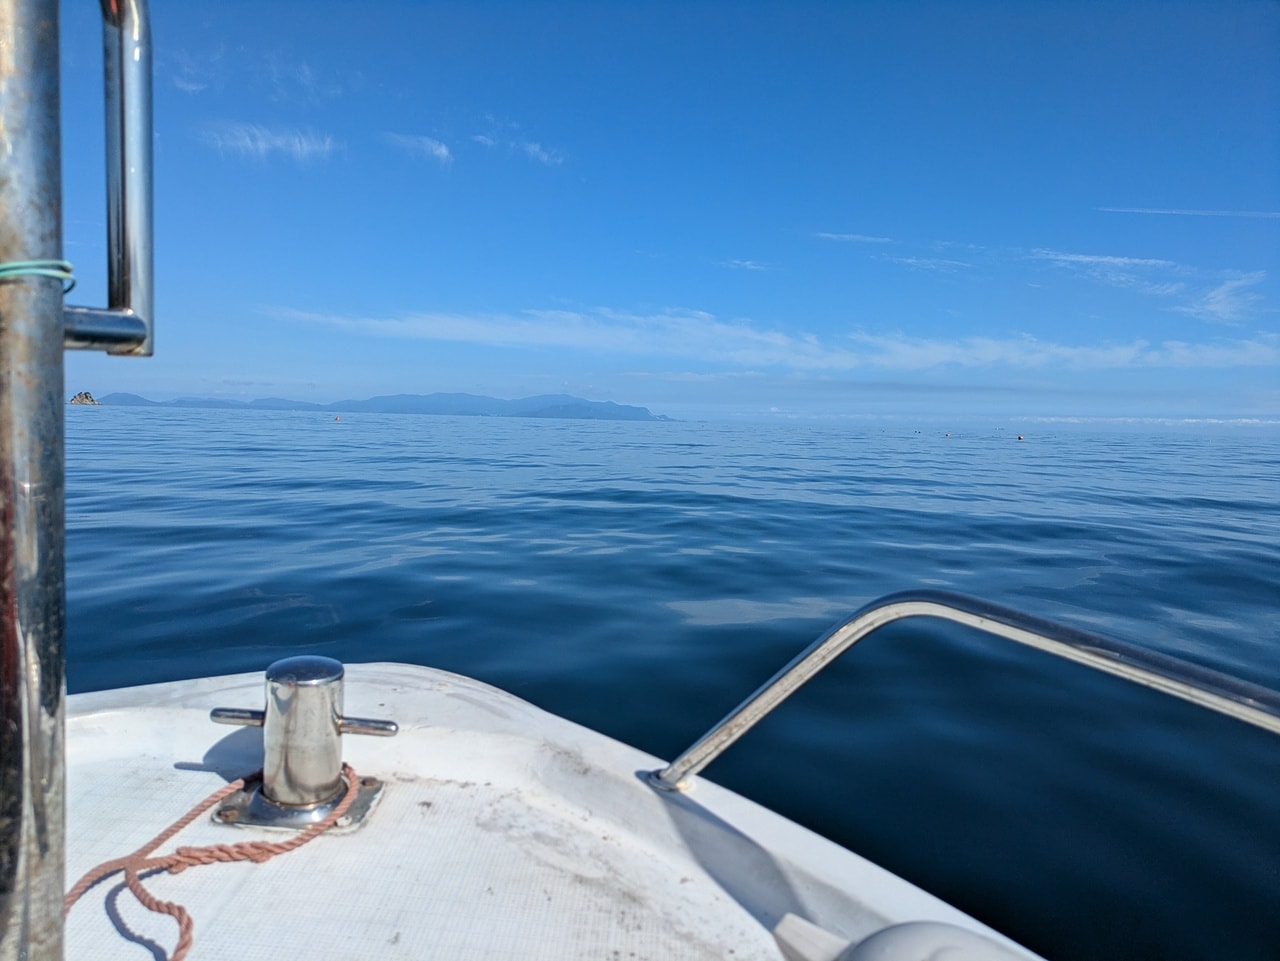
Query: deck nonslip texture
62 664 1042 960
64 706 777 959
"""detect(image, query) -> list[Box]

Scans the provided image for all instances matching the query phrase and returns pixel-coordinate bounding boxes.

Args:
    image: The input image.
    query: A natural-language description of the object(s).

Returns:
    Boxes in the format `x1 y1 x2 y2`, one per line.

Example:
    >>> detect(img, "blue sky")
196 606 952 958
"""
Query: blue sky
60 1 1279 422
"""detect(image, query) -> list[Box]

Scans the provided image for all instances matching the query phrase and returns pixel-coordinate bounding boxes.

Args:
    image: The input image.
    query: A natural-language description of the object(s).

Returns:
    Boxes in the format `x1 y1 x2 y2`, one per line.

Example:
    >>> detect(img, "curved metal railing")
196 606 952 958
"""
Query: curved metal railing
650 590 1280 791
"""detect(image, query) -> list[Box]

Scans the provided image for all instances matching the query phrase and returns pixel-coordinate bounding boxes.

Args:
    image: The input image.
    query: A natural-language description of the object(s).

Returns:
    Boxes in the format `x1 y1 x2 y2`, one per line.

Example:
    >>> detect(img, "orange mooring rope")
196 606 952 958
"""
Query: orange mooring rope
65 764 361 961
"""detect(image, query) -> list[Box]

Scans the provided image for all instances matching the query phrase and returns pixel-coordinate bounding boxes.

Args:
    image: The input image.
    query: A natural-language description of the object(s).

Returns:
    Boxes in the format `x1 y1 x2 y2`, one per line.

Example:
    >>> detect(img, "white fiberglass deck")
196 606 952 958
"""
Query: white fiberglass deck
65 664 1039 960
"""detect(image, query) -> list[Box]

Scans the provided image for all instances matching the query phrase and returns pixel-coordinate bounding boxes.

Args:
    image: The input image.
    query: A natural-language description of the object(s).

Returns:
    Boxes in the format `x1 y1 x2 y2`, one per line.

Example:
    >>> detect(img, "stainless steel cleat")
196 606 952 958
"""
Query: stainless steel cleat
210 656 397 829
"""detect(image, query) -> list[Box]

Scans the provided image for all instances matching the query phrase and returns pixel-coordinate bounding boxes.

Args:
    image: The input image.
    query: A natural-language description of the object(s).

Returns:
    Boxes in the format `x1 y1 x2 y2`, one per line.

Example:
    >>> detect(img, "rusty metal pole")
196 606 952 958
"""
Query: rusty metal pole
0 0 68 957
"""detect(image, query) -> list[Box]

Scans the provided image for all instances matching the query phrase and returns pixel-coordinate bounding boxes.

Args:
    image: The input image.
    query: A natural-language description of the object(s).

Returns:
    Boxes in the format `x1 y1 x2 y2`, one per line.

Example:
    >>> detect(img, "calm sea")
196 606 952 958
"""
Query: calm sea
64 407 1280 961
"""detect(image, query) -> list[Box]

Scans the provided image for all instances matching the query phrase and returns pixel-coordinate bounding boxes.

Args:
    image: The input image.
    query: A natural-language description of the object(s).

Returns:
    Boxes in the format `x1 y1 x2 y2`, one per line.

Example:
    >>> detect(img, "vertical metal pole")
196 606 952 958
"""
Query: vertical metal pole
0 0 67 958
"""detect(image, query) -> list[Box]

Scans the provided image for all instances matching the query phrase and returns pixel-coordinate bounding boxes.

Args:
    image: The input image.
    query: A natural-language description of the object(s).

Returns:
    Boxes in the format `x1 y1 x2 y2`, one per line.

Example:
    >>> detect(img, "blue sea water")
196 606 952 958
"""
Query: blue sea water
64 408 1280 961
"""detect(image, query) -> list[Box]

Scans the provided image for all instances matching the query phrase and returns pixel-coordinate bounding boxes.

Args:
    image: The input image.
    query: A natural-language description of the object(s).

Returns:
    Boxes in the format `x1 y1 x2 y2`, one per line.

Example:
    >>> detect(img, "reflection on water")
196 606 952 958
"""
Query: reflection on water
665 596 853 626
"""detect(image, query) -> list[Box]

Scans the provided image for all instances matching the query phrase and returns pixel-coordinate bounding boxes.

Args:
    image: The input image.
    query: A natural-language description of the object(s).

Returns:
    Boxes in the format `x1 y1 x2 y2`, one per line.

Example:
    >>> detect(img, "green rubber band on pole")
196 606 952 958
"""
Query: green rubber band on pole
0 259 76 293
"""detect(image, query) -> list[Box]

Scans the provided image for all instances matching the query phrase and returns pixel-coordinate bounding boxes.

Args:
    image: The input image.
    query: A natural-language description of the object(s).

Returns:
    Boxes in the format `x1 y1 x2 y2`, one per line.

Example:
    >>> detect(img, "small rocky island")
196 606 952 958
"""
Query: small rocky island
69 391 100 405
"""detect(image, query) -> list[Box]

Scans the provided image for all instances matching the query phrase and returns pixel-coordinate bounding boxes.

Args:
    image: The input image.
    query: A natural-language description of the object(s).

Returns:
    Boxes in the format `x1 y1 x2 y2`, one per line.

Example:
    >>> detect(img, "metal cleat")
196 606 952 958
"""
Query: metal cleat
210 656 397 829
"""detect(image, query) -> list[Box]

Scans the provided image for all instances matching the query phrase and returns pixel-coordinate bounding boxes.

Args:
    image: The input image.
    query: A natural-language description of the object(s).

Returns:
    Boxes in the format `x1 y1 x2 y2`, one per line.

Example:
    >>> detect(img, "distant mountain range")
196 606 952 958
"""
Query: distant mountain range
95 392 671 422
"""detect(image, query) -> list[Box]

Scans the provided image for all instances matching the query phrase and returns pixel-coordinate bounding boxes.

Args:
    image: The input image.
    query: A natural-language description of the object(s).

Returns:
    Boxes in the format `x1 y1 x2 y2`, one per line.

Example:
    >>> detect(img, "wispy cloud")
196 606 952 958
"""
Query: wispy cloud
276 306 811 366
472 115 566 165
1030 249 1177 271
1029 247 1185 296
1171 271 1266 325
272 306 1280 372
1029 247 1270 323
842 331 1279 370
932 240 986 252
264 54 343 103
1098 207 1280 219
816 232 894 244
165 46 226 95
722 259 775 271
197 122 339 161
164 47 345 102
521 142 564 166
887 256 973 272
384 133 452 165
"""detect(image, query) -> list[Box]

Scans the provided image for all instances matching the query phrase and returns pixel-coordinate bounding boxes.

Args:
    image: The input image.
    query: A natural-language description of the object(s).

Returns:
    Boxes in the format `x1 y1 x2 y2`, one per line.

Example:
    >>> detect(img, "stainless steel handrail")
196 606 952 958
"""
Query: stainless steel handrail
651 590 1280 791
3 2 154 958
1 2 68 957
63 0 153 355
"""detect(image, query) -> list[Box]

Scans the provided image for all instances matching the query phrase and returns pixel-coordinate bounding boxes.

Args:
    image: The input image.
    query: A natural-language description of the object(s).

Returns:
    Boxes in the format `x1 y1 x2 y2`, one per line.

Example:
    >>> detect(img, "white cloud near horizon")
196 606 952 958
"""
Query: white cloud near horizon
384 133 452 164
842 331 1279 369
197 121 338 161
272 306 1280 372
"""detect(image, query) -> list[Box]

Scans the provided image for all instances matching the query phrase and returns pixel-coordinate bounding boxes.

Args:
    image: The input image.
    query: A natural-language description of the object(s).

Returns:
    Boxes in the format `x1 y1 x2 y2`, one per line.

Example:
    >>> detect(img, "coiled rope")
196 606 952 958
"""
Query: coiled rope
65 764 361 961
0 259 76 293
